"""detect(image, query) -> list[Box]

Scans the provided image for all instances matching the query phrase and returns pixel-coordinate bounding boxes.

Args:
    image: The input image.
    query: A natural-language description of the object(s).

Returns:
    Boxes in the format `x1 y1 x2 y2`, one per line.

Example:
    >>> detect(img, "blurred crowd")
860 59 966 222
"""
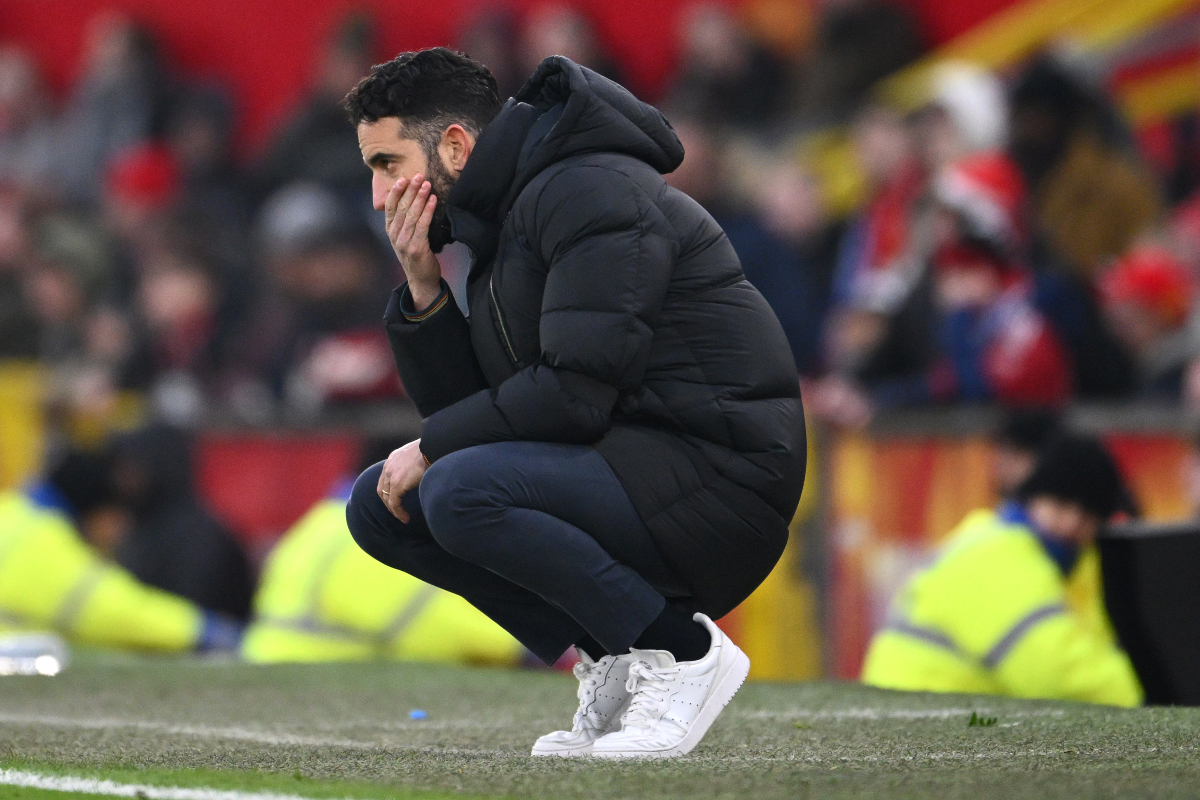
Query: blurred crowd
4 0 1200 674
0 12 403 434
4 2 1199 439
800 56 1200 426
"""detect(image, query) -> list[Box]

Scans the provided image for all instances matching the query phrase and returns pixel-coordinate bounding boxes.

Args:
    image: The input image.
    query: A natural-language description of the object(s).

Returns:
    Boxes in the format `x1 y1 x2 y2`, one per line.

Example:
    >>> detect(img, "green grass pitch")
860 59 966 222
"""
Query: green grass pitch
0 653 1197 800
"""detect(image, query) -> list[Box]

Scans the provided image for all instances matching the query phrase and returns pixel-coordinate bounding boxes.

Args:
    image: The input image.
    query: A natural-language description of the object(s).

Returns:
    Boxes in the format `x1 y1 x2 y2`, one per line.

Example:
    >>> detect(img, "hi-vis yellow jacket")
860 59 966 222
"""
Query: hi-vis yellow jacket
0 490 202 651
861 506 1142 707
240 493 523 665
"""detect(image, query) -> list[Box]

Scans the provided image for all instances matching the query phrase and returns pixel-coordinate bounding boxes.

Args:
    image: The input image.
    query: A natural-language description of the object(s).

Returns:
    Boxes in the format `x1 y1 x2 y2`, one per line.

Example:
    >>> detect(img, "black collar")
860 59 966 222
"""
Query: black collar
445 100 542 268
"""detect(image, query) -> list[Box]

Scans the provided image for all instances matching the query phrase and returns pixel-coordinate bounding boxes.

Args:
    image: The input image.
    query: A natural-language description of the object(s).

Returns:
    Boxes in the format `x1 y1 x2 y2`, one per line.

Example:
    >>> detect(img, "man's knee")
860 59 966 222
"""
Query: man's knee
420 449 501 560
345 462 391 562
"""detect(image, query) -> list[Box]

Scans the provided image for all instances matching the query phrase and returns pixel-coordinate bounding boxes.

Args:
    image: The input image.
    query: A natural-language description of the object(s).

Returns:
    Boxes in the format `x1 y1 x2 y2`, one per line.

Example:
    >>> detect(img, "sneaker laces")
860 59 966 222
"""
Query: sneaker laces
569 658 609 731
620 660 680 730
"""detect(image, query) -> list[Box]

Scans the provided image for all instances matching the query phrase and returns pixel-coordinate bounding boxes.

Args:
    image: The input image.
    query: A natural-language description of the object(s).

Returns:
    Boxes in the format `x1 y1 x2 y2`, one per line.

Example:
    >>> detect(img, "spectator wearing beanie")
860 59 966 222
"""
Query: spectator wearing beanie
862 434 1142 707
102 141 183 255
932 153 1071 407
991 408 1062 498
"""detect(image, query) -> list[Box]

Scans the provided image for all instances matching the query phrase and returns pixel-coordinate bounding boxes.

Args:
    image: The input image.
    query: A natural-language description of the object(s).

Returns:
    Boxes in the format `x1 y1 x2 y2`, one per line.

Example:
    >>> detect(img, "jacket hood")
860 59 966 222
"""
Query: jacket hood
447 57 684 263
513 56 684 180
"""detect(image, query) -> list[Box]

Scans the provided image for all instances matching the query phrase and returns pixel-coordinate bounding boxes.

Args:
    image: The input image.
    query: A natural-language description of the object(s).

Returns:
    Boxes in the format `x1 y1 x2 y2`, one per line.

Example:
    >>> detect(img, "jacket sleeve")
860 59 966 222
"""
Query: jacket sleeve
384 280 490 418
420 167 676 461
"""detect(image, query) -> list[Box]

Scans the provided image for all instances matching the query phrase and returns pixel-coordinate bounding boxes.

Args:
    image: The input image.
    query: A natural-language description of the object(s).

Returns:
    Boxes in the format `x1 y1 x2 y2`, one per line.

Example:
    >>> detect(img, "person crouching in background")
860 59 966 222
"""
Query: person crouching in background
0 448 241 653
861 434 1142 706
241 440 523 666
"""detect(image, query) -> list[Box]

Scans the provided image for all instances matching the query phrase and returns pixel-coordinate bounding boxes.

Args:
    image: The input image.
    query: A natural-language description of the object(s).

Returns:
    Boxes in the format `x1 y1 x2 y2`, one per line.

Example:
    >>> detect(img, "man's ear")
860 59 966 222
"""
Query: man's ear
439 124 476 176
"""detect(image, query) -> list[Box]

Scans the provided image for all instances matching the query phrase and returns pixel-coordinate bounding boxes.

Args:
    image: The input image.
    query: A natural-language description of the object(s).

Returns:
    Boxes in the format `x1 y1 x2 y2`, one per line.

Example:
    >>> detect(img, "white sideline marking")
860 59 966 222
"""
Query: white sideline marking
0 768 357 800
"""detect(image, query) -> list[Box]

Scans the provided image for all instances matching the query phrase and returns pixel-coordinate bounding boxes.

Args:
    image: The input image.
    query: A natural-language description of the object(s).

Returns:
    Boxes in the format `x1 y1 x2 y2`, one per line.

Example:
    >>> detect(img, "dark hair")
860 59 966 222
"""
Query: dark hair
344 47 501 158
48 449 117 519
1016 434 1127 520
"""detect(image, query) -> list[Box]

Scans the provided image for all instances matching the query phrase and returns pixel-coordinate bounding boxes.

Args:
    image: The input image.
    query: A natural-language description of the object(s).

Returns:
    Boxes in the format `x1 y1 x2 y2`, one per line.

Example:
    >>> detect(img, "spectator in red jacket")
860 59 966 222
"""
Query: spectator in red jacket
930 240 1072 406
927 153 1072 407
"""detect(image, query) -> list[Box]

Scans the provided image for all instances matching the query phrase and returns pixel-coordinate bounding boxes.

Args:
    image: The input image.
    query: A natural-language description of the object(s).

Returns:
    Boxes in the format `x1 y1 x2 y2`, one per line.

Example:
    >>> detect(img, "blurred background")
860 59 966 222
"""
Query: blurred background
3 0 1200 680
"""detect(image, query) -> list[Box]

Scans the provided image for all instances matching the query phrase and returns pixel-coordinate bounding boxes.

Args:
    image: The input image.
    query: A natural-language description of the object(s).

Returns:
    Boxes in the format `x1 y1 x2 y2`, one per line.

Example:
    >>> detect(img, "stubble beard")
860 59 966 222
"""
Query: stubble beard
425 154 457 254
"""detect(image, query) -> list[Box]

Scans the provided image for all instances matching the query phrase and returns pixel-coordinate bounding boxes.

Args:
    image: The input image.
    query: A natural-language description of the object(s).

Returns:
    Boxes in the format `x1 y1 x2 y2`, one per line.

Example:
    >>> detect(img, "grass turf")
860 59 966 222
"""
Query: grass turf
0 653 1197 800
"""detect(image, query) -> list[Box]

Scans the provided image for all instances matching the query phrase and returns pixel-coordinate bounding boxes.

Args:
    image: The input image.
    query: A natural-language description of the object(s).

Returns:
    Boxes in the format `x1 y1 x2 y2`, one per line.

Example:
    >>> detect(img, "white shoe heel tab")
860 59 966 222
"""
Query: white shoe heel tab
692 613 723 642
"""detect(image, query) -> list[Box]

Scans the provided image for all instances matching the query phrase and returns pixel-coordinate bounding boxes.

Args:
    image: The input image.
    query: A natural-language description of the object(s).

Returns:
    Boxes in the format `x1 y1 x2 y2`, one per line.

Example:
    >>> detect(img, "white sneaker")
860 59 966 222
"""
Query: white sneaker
589 613 750 759
530 650 633 757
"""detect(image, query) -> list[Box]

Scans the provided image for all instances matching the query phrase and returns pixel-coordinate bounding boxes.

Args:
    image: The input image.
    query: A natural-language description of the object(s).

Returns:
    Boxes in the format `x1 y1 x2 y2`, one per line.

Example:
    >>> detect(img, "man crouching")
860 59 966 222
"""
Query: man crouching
343 48 806 758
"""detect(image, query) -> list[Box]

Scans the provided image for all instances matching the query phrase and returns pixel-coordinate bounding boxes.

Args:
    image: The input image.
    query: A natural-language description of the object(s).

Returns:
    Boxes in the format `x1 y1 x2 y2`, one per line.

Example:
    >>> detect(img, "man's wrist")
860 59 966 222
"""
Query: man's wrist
401 280 449 322
409 280 444 312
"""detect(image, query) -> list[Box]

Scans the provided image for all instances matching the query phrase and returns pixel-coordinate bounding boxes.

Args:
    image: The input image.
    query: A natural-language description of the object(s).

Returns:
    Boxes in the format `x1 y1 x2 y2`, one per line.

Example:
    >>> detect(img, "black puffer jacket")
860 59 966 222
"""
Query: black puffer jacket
386 57 806 617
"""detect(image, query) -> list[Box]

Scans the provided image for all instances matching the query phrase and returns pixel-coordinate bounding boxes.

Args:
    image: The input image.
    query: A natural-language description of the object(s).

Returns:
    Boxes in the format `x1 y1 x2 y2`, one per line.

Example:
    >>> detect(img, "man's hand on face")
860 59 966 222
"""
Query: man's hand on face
376 439 429 523
385 173 443 310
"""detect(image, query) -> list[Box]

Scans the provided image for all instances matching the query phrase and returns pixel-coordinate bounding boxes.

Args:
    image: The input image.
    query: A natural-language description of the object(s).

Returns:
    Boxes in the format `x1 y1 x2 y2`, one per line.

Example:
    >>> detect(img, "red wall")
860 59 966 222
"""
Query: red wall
195 432 360 559
0 0 710 153
1 0 1019 155
902 0 1018 47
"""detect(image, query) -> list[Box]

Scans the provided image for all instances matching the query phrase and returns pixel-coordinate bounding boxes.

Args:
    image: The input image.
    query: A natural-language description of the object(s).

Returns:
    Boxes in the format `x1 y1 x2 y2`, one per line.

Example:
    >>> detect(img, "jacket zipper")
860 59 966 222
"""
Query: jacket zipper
489 272 520 366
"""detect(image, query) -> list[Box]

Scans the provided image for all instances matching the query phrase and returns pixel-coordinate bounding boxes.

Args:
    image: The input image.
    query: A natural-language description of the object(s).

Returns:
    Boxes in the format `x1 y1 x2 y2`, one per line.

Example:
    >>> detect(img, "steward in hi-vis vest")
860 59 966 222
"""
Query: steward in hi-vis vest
0 450 241 653
0 489 206 652
862 435 1142 707
241 481 523 665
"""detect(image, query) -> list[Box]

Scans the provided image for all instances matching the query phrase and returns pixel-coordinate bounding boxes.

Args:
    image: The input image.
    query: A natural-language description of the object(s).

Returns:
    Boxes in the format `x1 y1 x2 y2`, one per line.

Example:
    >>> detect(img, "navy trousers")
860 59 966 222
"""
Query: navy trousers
346 440 691 664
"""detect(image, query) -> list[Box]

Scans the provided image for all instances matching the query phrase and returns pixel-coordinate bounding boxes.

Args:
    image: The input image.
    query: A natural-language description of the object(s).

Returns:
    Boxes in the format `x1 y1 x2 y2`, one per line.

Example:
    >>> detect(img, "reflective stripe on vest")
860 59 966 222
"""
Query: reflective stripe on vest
252 524 442 655
250 534 369 644
251 614 379 645
881 618 964 658
379 584 438 647
884 601 1070 670
980 603 1068 670
0 608 28 628
254 585 440 654
52 563 111 633
0 511 110 635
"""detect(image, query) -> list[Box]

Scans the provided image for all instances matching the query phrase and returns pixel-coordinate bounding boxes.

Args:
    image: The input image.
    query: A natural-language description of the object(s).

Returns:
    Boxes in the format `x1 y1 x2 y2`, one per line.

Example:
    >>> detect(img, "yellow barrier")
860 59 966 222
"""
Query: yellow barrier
881 0 1197 111
1121 64 1200 127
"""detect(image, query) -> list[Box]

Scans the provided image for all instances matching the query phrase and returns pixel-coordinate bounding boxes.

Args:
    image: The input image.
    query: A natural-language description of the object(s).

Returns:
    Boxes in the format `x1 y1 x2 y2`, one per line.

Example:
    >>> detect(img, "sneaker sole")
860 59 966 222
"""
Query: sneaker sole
530 741 595 757
530 691 632 757
589 644 751 759
530 745 593 757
